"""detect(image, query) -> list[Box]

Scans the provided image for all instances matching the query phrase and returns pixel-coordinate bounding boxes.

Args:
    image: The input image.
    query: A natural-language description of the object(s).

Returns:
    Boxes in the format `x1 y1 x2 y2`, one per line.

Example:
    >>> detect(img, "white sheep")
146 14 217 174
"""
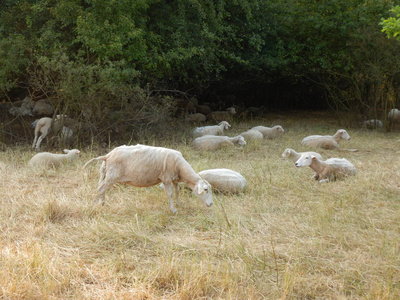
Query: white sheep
198 168 247 194
192 121 231 137
294 153 356 183
29 149 80 168
82 144 213 213
281 148 323 162
251 125 285 139
388 108 400 122
301 129 350 150
31 114 67 151
363 119 383 129
207 107 237 122
192 134 246 150
240 129 264 141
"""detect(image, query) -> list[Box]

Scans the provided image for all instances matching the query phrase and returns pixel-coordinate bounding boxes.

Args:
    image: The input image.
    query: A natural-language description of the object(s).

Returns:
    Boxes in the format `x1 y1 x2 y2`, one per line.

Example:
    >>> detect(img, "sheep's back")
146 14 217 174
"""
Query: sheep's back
198 169 247 193
302 136 339 149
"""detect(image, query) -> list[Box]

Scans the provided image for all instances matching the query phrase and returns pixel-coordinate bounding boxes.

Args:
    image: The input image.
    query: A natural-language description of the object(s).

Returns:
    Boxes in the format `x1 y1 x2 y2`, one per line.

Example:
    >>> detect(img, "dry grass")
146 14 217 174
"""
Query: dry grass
1 111 400 299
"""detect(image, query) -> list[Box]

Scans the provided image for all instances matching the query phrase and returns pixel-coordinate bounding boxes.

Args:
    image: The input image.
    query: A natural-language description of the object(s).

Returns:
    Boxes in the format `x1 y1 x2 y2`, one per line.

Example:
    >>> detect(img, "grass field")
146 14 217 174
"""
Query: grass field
1 112 400 299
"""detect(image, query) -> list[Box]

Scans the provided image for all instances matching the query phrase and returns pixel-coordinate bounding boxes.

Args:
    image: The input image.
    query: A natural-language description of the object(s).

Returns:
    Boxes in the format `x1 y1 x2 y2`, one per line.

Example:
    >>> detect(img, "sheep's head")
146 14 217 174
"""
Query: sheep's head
226 107 237 115
64 149 80 157
219 121 231 130
338 129 350 140
193 179 213 207
295 154 315 167
237 135 246 146
282 148 292 158
274 125 285 134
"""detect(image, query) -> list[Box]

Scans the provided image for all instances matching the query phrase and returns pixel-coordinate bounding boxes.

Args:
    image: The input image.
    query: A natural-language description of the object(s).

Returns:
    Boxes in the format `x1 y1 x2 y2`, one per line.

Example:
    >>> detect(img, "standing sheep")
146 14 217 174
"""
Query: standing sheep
192 135 246 150
29 149 80 168
388 108 400 123
198 168 247 194
301 129 350 150
31 114 67 151
251 125 285 139
82 144 213 213
192 121 231 137
294 153 356 183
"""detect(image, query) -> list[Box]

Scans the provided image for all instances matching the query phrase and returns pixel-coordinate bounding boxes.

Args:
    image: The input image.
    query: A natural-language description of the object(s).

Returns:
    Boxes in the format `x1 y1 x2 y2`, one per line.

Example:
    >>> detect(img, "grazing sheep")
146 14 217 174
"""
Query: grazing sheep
82 144 213 213
251 125 285 139
192 121 231 137
207 107 237 122
186 113 207 123
198 168 247 194
32 114 67 151
240 129 264 141
301 129 350 150
294 153 356 183
363 119 383 129
29 149 80 168
192 135 246 150
388 108 400 122
281 148 323 162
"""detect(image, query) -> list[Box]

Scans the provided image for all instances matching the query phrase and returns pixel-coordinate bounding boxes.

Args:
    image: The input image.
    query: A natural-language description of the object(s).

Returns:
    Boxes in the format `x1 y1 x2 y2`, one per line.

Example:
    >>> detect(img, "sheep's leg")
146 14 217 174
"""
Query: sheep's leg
35 128 49 151
163 182 177 214
173 182 180 206
32 134 38 149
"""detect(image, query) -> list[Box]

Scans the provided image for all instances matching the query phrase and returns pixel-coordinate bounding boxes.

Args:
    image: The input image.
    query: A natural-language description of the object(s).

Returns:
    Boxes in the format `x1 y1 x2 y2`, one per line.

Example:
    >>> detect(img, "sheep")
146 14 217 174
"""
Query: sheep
29 149 80 168
195 104 212 116
185 113 207 123
192 121 231 137
198 168 247 194
294 153 356 183
207 107 237 122
240 129 264 141
31 114 67 151
363 119 383 129
192 135 246 150
82 144 213 213
8 96 34 116
251 125 285 139
32 99 54 116
281 148 323 162
388 108 400 122
301 129 350 150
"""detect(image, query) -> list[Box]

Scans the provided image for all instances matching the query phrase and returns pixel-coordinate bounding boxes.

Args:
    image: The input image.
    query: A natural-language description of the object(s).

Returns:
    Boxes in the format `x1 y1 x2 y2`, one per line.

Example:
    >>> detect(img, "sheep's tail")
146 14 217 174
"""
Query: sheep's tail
82 155 107 170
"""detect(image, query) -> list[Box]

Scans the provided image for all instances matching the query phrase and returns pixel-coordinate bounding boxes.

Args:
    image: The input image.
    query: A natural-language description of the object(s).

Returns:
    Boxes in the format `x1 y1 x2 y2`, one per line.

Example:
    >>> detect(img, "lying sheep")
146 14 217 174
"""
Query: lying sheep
192 121 231 137
186 113 207 123
240 129 264 141
32 99 54 116
32 114 67 151
281 148 323 162
251 125 285 139
294 153 356 183
301 129 350 150
363 119 383 129
29 149 80 168
198 168 247 194
83 144 213 213
192 134 246 150
207 107 237 122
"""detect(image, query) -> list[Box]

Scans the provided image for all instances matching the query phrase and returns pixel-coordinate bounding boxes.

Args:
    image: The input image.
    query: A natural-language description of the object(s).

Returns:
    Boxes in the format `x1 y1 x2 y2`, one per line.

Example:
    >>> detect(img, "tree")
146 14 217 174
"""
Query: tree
380 6 400 40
